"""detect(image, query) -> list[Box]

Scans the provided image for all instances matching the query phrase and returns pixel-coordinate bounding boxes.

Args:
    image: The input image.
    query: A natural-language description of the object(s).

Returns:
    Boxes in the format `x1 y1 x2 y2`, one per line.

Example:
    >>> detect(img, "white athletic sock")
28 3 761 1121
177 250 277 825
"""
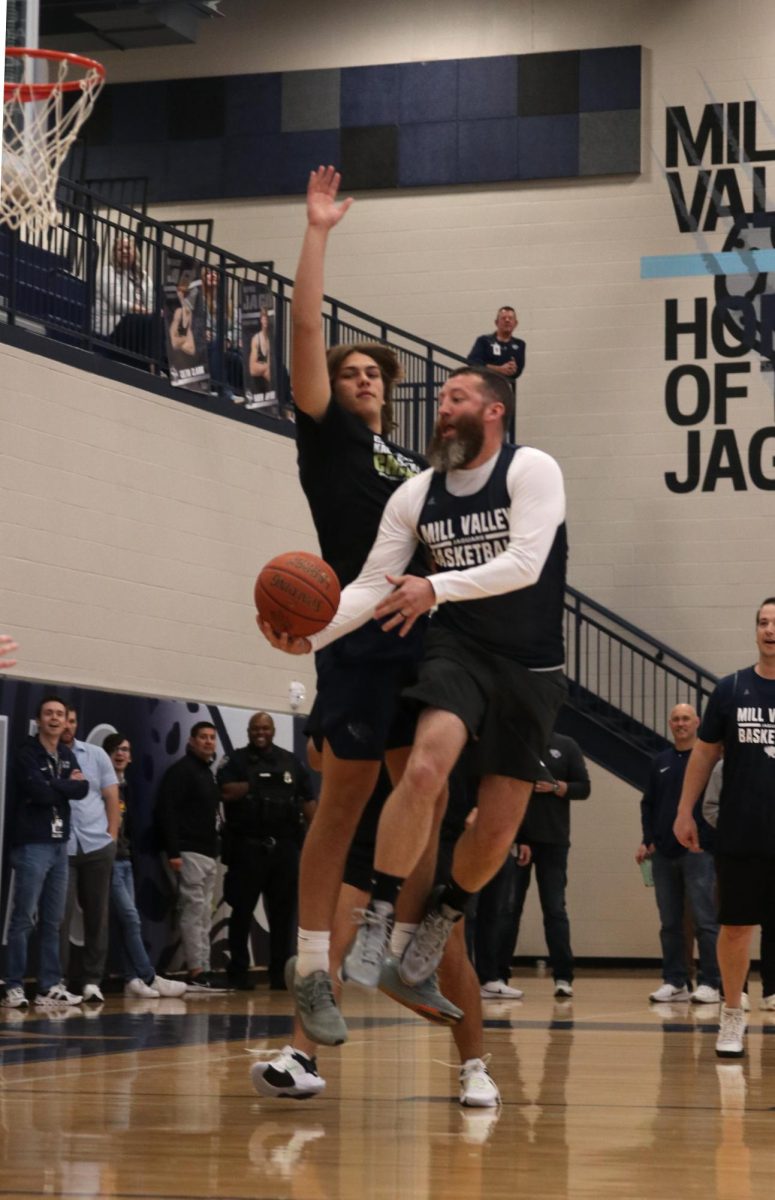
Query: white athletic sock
296 929 330 977
390 922 418 958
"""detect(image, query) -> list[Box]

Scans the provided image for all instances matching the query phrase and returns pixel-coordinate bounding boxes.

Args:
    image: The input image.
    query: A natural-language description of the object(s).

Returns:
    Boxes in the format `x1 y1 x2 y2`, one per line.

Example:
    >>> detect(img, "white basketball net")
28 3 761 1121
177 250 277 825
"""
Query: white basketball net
1 54 104 236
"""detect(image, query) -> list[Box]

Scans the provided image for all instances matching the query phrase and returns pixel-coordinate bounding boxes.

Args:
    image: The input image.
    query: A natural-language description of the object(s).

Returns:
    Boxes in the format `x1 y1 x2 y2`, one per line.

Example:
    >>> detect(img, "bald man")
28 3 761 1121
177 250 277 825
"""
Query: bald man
636 703 720 1005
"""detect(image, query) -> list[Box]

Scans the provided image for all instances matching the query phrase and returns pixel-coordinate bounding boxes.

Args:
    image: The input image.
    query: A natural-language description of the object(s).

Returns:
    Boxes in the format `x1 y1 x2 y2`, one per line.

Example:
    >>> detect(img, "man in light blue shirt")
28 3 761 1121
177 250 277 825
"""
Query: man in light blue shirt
60 707 120 1002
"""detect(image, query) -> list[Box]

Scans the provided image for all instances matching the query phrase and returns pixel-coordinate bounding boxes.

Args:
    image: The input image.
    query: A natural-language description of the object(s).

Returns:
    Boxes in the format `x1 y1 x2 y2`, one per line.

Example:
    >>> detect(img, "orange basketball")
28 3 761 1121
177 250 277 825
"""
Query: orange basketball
255 551 340 638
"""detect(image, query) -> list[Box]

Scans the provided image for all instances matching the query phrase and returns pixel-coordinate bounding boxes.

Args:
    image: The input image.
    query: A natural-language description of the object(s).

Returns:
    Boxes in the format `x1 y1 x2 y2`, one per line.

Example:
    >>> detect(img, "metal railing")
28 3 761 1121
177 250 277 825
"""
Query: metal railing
564 585 718 752
0 176 465 452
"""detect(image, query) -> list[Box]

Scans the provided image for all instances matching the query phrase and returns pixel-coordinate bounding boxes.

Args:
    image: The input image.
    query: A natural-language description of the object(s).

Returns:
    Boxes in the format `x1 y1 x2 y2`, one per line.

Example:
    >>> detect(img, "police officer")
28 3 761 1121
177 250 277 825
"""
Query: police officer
217 712 316 989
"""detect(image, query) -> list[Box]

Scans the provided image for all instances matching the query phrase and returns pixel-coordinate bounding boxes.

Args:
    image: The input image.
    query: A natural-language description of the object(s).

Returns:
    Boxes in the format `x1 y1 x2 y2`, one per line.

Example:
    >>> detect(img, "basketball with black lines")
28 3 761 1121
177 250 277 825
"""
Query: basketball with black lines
255 551 340 638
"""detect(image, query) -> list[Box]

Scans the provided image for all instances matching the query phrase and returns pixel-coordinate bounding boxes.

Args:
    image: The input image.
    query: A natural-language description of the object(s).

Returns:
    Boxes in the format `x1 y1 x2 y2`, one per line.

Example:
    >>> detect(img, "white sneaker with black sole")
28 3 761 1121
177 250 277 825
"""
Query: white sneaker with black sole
649 983 690 1003
716 1005 746 1058
250 1044 326 1099
554 980 573 998
82 983 105 1003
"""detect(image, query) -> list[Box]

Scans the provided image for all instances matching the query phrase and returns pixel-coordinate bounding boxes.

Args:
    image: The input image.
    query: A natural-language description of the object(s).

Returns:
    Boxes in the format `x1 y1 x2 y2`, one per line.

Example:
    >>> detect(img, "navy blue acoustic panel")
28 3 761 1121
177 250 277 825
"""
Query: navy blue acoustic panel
458 56 518 121
399 61 458 123
80 45 640 201
458 118 519 184
341 65 400 127
519 115 579 180
399 122 458 187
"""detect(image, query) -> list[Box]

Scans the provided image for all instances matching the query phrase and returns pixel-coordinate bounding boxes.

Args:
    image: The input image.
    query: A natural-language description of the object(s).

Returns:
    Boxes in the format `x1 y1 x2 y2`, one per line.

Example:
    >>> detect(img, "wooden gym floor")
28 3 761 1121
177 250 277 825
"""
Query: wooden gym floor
0 969 773 1200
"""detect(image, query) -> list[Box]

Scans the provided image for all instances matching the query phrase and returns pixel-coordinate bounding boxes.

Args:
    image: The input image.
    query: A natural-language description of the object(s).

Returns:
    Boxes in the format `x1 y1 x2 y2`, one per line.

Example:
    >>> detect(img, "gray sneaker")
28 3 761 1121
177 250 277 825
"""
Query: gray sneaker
286 956 348 1047
378 955 463 1024
399 892 462 987
342 901 394 989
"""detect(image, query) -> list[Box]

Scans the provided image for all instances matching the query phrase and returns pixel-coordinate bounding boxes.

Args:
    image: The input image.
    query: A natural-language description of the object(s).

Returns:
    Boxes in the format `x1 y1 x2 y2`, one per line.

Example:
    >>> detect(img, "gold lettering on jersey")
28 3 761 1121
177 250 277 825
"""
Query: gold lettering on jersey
372 434 422 481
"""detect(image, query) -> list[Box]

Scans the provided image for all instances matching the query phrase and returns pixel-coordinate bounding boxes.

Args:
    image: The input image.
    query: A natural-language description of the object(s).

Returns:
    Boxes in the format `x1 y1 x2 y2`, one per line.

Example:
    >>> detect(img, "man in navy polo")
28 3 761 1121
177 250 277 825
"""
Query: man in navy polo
467 306 526 397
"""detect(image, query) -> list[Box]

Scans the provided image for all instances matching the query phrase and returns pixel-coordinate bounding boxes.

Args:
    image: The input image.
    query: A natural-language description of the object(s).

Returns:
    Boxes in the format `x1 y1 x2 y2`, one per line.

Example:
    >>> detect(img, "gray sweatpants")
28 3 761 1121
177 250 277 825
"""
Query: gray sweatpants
178 851 217 973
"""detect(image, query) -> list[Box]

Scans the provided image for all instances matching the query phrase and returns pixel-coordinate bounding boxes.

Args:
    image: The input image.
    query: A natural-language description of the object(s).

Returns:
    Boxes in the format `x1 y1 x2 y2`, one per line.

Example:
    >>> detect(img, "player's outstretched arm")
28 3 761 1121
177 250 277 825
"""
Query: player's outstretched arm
291 166 353 421
0 634 18 669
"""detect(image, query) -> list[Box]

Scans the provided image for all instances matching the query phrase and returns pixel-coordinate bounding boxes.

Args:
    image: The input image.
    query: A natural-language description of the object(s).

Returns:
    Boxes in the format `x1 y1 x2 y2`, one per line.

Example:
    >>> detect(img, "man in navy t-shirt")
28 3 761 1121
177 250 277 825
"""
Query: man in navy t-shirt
675 597 775 1058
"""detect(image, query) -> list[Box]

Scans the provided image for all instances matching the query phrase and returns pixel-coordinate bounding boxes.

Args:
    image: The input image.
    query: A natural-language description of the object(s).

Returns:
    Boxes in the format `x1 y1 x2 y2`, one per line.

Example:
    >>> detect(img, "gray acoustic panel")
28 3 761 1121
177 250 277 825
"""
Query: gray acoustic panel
282 69 341 133
579 109 641 176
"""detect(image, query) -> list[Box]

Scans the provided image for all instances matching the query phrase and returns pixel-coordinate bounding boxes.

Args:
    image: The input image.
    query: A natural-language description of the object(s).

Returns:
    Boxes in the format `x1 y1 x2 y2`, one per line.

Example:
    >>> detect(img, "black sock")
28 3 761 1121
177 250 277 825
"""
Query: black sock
371 870 404 907
440 876 475 915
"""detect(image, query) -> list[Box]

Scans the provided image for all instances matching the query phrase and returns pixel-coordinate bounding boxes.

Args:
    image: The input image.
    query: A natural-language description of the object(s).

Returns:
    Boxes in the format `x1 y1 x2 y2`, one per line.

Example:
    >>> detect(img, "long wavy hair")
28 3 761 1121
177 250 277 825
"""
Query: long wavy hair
326 341 402 434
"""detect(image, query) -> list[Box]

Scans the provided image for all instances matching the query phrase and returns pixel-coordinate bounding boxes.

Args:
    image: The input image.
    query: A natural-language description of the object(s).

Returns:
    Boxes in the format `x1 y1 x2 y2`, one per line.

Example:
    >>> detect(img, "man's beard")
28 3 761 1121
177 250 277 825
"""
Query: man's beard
427 414 484 471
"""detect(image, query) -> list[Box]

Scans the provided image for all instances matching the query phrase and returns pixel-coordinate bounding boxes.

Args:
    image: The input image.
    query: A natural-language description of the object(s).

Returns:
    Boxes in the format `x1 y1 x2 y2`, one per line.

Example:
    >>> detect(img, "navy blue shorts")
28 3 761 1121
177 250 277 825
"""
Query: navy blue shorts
309 619 425 761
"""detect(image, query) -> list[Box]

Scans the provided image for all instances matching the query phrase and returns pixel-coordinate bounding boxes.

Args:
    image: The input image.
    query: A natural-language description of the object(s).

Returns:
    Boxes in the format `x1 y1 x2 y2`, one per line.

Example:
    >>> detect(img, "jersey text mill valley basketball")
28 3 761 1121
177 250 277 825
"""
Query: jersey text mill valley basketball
652 100 775 494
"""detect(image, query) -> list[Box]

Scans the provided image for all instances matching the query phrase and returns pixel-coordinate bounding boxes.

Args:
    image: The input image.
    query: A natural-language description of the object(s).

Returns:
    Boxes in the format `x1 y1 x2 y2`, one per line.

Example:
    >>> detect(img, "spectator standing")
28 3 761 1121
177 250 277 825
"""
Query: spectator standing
217 713 316 990
467 306 526 397
103 733 187 1000
1 696 88 1009
675 598 775 1057
155 721 224 992
59 706 120 1003
476 732 590 1000
637 703 721 1006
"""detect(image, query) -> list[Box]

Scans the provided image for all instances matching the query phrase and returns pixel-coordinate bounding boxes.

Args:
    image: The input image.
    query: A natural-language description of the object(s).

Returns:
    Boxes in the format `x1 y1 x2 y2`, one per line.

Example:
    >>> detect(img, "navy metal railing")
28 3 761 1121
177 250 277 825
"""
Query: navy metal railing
564 585 718 753
0 176 465 452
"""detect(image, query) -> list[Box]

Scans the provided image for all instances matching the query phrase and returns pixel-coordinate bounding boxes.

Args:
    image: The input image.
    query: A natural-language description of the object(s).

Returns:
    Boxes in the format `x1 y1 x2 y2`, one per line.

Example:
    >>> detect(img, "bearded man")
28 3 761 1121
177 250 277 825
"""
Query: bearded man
264 365 568 1002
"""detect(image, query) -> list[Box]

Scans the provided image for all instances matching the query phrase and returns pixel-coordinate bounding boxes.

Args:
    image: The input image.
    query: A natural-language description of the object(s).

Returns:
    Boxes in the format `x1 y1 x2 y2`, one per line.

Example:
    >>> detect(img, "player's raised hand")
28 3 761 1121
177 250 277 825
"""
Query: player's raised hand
256 614 311 656
307 165 353 231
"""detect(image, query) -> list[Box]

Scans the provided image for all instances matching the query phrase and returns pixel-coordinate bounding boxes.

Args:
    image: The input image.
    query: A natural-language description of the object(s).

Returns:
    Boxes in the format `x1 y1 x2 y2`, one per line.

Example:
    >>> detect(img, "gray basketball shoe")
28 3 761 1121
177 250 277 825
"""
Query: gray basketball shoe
399 889 463 986
342 901 394 988
285 956 348 1046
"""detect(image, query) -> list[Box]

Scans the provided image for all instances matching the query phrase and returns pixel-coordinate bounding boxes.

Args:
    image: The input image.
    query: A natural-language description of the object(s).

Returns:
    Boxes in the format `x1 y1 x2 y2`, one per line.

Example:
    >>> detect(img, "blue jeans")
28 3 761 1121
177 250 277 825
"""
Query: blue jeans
651 849 720 988
110 858 154 983
5 842 69 991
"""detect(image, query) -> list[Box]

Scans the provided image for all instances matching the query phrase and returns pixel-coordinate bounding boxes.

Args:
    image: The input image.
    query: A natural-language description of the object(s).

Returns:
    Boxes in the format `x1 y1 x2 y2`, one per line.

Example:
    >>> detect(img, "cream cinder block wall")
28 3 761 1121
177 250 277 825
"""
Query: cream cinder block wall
0 342 318 710
85 0 775 677
513 762 657 960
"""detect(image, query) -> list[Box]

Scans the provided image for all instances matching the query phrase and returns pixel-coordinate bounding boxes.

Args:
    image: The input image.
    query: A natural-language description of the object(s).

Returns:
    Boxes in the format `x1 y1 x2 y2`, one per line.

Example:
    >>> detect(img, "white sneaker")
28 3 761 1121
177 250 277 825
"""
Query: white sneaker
459 1057 501 1108
691 985 721 1004
480 979 524 1000
554 980 574 998
760 993 775 1011
741 992 752 1011
250 1045 326 1098
82 983 105 1003
125 978 160 999
649 983 690 1003
1 987 28 1009
716 1005 746 1058
151 975 187 998
34 984 83 1007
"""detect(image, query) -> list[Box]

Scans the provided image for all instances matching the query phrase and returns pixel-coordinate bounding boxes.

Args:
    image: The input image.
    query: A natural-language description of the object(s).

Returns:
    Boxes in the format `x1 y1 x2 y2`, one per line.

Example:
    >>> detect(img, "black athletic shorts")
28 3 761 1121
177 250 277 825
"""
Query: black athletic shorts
716 853 775 927
402 625 567 782
310 619 425 761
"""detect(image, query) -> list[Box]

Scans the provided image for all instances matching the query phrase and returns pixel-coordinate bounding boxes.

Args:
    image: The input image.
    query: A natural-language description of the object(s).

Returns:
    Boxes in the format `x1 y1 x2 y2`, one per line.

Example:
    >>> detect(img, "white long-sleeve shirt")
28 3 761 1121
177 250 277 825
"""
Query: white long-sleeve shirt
309 444 565 652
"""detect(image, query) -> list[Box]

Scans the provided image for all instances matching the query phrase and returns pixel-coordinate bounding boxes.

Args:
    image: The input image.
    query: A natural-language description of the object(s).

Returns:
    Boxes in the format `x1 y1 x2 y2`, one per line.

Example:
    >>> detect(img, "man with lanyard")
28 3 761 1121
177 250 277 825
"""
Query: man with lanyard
217 712 316 990
467 307 526 396
265 363 567 1012
675 597 775 1057
2 696 88 1009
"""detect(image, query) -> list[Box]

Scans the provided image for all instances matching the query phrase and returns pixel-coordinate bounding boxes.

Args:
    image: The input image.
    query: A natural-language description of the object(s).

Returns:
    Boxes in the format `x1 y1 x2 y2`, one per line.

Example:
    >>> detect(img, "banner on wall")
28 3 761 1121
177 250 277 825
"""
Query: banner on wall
241 283 279 414
163 253 211 394
642 99 775 493
0 676 307 974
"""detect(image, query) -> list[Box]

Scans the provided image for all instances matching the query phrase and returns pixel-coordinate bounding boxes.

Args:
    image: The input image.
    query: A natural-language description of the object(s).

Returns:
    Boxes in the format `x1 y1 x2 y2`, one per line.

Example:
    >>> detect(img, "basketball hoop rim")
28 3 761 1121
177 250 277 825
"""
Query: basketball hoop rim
4 48 105 103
